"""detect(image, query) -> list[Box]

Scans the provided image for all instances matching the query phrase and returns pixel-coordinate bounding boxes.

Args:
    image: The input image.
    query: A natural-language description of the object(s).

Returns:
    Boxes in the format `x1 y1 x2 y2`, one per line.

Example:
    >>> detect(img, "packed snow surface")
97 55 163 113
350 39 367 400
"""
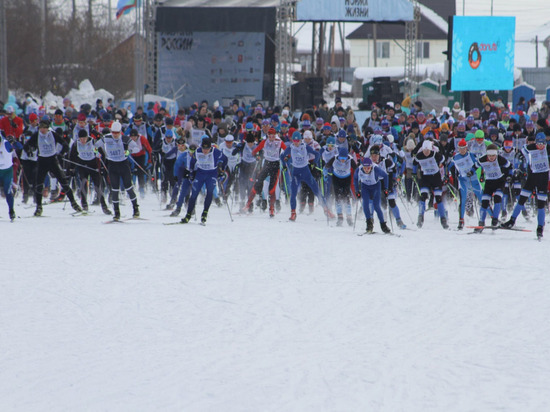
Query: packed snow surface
2 195 549 411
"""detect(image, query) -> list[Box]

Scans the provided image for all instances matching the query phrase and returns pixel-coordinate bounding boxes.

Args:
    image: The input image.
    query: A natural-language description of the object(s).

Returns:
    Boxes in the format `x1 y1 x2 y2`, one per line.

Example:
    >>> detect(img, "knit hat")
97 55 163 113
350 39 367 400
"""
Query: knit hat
361 157 373 167
457 138 467 148
292 131 302 141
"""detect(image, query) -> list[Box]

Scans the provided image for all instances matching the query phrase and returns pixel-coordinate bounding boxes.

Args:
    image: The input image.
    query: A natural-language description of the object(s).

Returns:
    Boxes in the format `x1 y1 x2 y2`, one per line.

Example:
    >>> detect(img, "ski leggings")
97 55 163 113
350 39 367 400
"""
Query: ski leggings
35 156 76 205
290 166 326 210
186 171 217 215
360 182 385 222
108 160 137 207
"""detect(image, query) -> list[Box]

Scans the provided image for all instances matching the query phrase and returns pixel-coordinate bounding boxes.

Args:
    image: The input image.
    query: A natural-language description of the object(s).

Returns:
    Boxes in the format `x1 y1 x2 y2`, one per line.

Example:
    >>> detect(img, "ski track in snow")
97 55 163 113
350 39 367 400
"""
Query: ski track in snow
1 196 549 411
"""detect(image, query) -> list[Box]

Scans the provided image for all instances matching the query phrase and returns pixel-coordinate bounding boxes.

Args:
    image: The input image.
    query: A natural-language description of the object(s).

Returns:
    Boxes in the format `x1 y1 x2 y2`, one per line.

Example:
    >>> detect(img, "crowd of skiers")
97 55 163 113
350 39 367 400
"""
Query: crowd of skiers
1 93 549 236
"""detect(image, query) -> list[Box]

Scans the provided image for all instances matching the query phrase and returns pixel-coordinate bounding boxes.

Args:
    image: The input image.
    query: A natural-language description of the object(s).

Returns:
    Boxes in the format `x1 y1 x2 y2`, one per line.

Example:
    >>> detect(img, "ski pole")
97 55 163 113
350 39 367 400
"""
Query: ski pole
217 175 233 222
62 158 100 173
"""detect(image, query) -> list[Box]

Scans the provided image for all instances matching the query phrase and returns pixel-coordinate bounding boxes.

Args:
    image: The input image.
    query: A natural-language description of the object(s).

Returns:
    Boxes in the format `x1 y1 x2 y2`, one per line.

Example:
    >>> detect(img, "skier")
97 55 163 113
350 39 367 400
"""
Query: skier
170 141 196 217
280 131 335 221
369 144 407 229
474 143 512 232
180 137 227 225
324 146 357 226
353 157 391 234
23 118 82 216
231 133 258 210
68 129 111 214
413 140 449 229
0 132 22 220
95 121 140 221
502 132 550 238
449 138 483 229
242 128 286 217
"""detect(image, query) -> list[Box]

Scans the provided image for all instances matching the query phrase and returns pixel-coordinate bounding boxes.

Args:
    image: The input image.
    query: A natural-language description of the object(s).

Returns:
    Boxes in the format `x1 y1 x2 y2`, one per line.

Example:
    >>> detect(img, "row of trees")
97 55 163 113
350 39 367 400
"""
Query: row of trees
6 0 136 100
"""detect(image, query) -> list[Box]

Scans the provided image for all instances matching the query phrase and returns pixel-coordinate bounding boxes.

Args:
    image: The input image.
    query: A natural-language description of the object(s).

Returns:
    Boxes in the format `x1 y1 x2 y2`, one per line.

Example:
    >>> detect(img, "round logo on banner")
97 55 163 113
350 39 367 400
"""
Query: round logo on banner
468 42 481 69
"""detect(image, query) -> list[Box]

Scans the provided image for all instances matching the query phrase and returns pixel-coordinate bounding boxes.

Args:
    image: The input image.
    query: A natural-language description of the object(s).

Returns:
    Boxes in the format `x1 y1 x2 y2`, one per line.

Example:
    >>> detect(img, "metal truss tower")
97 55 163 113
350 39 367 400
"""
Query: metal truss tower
404 2 420 97
275 0 295 106
144 0 158 96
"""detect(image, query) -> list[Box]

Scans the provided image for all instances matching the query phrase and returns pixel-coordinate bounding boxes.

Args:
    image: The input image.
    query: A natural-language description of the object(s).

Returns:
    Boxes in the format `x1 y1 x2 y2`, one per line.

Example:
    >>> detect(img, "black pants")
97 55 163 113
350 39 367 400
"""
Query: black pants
35 156 76 206
108 160 138 210
77 160 106 207
252 160 279 206
161 158 176 194
21 159 37 201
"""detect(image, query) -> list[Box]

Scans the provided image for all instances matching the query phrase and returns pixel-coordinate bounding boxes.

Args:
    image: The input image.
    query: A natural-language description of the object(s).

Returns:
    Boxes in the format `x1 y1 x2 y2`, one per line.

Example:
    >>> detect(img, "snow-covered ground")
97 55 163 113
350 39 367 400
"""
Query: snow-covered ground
2 193 549 411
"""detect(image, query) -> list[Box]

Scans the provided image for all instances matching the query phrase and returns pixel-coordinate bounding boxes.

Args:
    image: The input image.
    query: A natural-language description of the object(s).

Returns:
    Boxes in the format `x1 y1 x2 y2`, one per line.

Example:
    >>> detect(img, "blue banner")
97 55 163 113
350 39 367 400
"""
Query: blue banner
296 0 413 22
451 16 515 91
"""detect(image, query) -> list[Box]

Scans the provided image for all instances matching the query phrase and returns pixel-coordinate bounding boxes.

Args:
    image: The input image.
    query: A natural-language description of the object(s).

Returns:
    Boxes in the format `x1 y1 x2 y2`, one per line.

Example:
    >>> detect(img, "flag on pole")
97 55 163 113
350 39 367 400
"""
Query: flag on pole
116 0 137 19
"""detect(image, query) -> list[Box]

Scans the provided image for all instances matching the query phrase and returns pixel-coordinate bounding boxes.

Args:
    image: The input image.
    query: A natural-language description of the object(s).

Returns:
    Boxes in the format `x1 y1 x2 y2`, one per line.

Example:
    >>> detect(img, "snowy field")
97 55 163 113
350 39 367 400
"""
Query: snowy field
2 194 549 411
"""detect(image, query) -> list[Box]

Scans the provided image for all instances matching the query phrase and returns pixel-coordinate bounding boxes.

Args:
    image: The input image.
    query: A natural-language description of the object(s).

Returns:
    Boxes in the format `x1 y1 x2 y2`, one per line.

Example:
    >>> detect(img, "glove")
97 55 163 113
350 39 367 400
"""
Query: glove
284 156 290 163
322 168 328 178
6 135 15 145
217 164 225 177
383 189 389 197
182 170 190 179
125 150 130 157
466 170 474 178
356 191 361 199
506 176 512 183
479 175 485 183
256 154 262 161
282 165 287 172
513 169 523 179
93 148 101 158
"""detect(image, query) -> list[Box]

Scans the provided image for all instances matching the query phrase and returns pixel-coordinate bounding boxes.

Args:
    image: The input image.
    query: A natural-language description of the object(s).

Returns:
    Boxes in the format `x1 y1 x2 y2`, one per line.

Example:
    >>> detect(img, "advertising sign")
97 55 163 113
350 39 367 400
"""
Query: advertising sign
450 16 515 91
157 32 265 107
296 0 413 22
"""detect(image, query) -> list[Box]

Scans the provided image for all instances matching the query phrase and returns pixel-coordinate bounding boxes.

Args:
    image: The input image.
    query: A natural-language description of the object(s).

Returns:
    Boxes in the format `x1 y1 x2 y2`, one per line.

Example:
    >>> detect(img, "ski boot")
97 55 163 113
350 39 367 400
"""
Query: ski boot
522 209 531 221
346 215 353 226
132 202 140 218
289 209 297 221
441 217 449 229
71 201 83 213
308 203 314 215
324 208 335 219
165 202 175 210
380 221 391 234
337 214 344 226
201 210 208 224
269 204 275 218
113 205 121 221
417 214 424 228
9 209 16 221
100 198 112 215
457 218 464 230
170 207 181 217
501 217 516 229
473 221 484 233
366 218 374 233
299 202 306 213
537 225 543 239
260 199 267 211
81 202 89 212
180 213 191 224
34 205 43 217
396 218 407 229
491 217 499 229
275 200 281 212
214 197 222 207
